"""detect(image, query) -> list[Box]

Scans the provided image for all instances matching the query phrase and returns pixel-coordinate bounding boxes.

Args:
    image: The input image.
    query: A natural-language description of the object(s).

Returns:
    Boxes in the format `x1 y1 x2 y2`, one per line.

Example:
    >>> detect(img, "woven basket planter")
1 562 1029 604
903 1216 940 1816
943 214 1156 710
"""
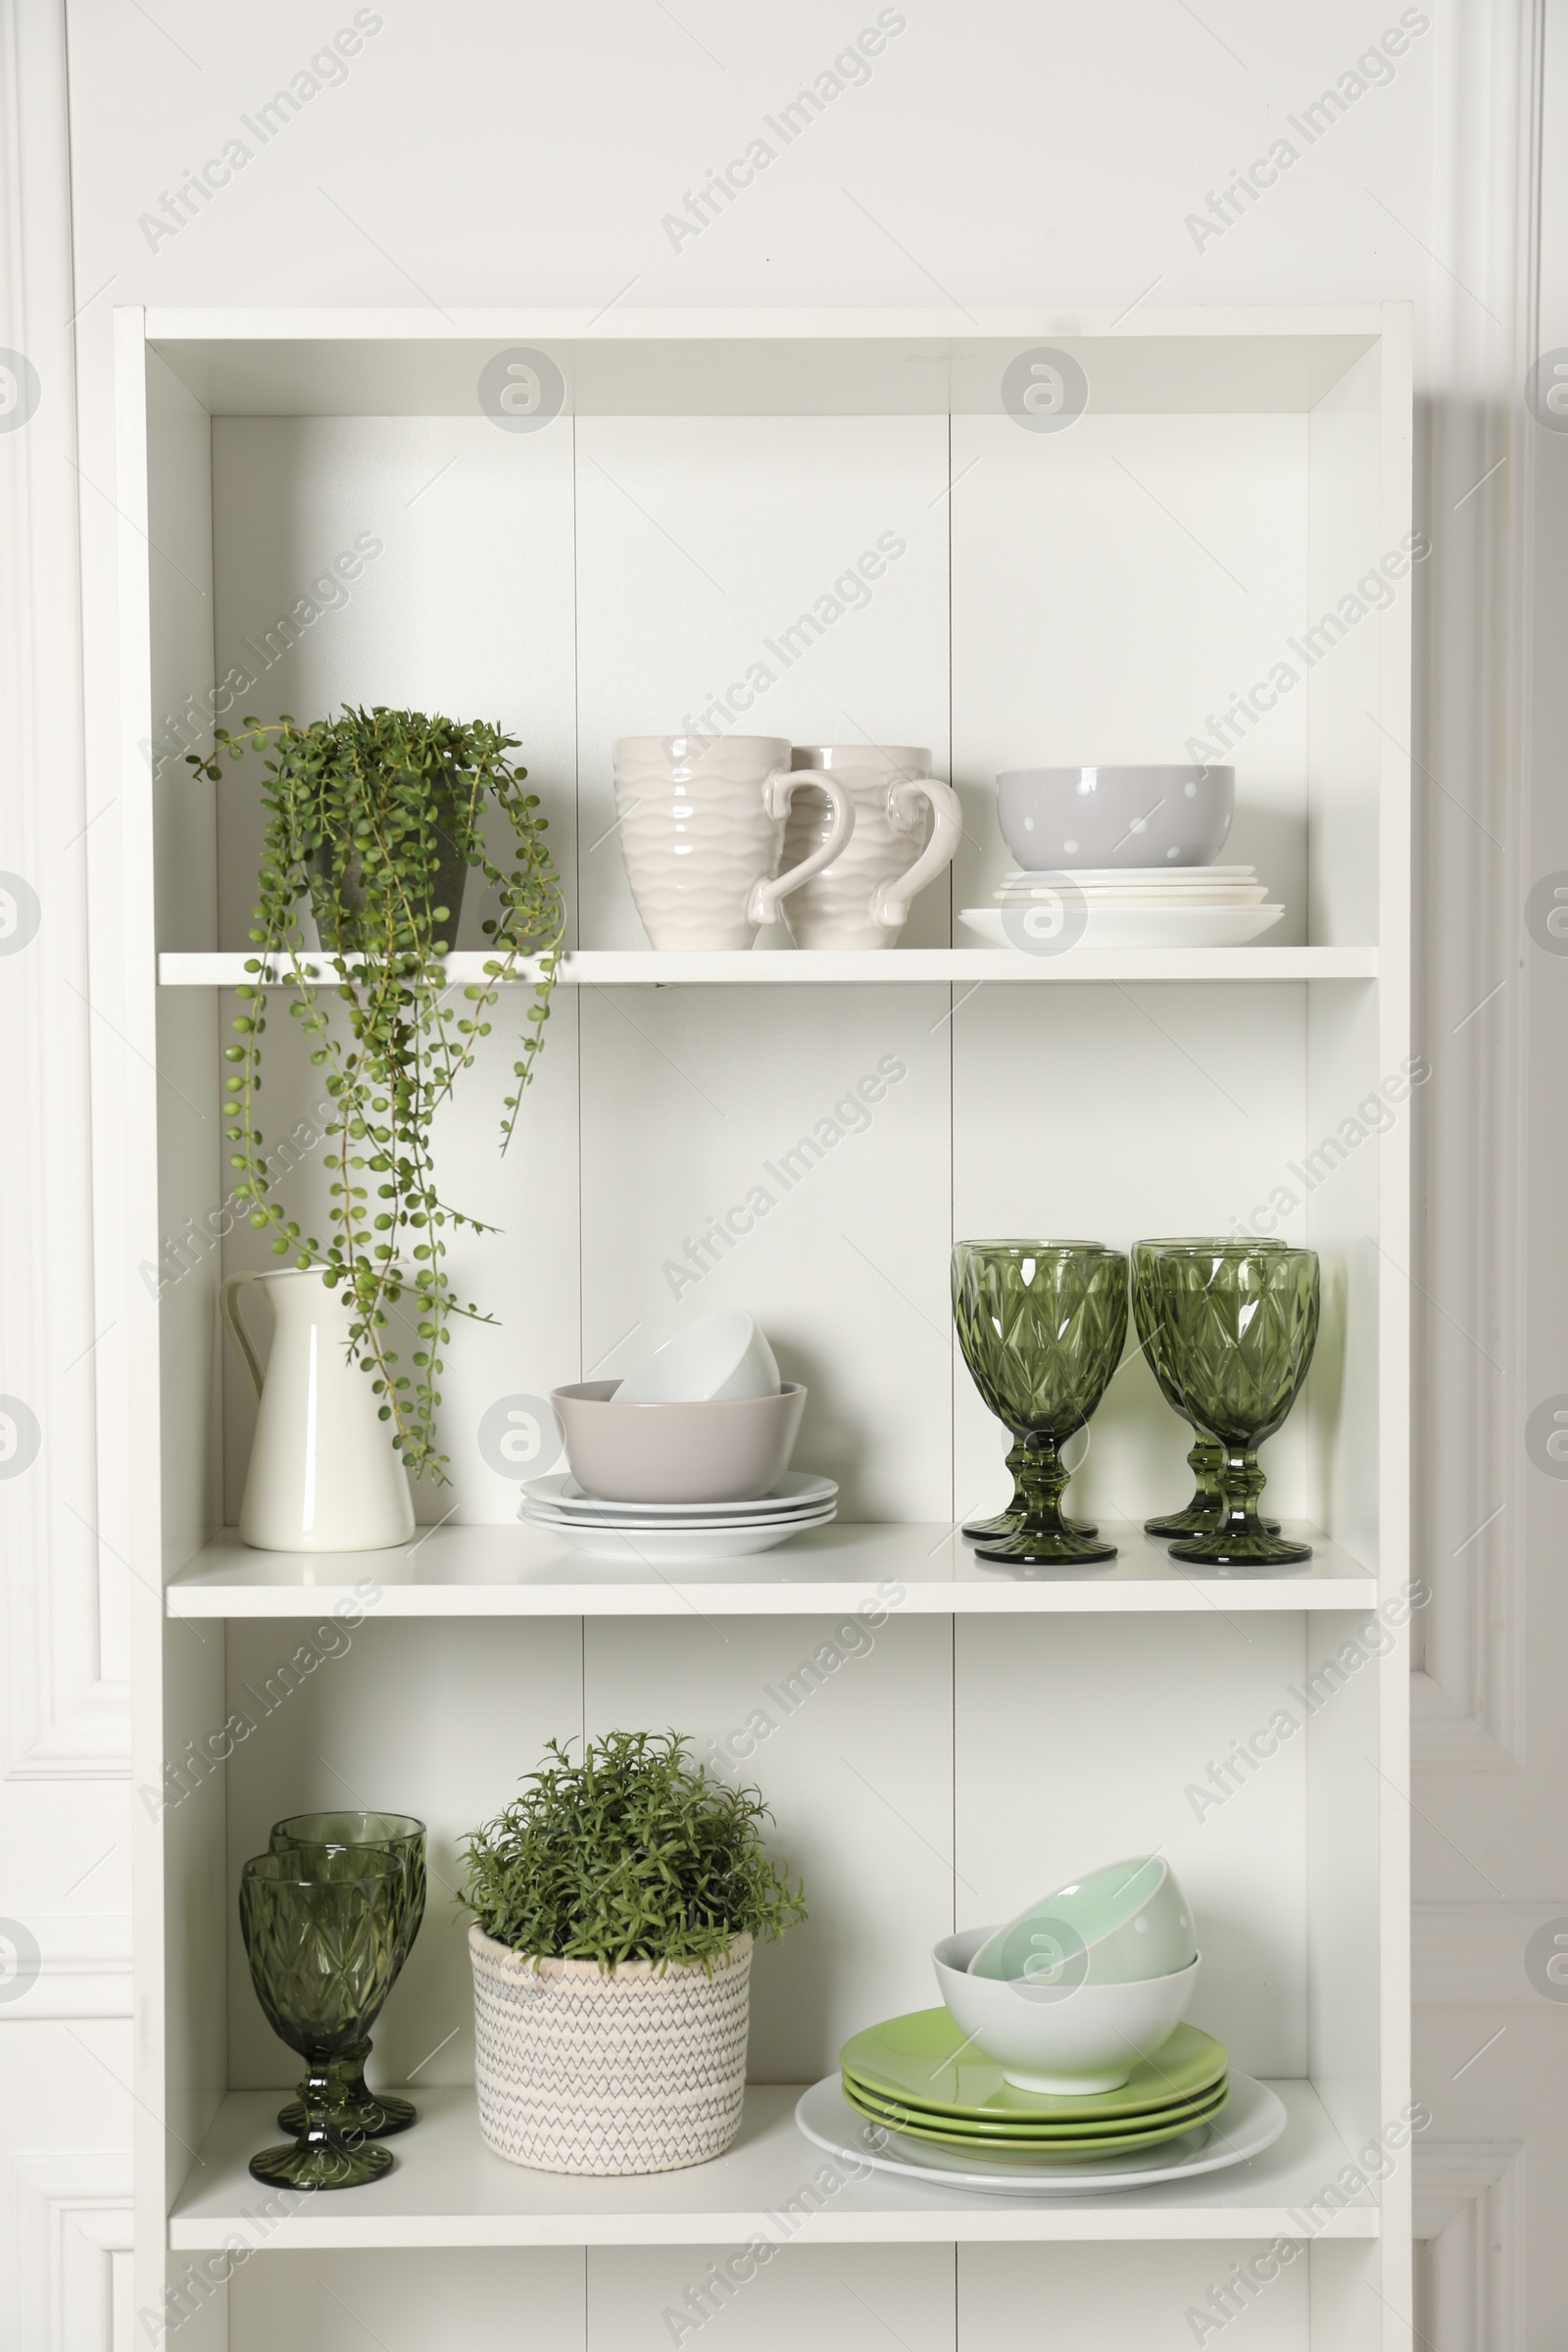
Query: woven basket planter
468 1924 752 2175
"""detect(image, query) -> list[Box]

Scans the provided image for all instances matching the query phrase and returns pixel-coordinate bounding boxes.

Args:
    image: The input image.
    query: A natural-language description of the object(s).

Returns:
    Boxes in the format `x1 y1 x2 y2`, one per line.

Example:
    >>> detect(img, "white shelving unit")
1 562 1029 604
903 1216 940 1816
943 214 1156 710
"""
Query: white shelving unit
120 306 1412 2351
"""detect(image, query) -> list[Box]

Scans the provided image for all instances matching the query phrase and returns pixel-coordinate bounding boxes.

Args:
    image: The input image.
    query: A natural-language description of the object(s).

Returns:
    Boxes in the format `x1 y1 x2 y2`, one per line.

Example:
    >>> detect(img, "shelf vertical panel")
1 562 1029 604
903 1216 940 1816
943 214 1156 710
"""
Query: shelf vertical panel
949 979 1313 1527
947 404 1313 937
205 410 583 1526
582 1611 956 2086
955 1613 1311 2082
119 306 230 2336
570 411 954 953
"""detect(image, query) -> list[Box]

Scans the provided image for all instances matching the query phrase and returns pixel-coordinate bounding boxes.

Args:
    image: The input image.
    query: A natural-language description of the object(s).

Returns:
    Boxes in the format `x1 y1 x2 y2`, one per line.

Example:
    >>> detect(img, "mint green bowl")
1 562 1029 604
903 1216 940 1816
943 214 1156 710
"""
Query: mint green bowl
968 1856 1197 1987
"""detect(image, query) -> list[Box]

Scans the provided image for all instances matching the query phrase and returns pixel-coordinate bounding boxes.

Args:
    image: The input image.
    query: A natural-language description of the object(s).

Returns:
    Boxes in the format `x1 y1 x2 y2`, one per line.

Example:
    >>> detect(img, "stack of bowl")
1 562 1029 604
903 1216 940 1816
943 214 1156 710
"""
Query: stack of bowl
520 1311 837 1561
836 1856 1228 2169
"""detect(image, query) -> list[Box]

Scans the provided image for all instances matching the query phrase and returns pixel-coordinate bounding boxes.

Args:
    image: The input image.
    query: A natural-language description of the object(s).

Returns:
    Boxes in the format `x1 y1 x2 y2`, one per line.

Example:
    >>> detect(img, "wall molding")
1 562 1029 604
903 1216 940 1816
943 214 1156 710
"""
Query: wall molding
0 1915 133 2020
1413 2141 1524 2351
0 0 126 1786
1413 1899 1565 2004
6 2151 134 2352
1409 0 1544 1776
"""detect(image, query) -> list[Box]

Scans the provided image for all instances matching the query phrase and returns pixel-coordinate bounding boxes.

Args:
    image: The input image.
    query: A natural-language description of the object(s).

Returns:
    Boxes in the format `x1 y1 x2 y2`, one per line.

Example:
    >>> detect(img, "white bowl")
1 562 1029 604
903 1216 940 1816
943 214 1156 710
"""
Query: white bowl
997 765 1234 869
614 1310 780 1404
933 1927 1200 2092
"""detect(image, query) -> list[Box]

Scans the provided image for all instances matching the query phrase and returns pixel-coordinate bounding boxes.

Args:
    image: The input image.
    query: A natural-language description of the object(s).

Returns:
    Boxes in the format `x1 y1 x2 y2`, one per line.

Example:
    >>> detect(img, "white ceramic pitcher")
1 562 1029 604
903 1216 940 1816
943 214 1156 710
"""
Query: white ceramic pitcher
220 1268 416 1551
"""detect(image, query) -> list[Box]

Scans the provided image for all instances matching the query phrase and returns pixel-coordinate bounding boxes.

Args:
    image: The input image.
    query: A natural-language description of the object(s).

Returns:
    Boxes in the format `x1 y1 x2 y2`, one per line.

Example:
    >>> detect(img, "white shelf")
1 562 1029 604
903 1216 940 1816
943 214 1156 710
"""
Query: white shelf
167 2082 1377 2249
165 1520 1378 1617
159 948 1377 988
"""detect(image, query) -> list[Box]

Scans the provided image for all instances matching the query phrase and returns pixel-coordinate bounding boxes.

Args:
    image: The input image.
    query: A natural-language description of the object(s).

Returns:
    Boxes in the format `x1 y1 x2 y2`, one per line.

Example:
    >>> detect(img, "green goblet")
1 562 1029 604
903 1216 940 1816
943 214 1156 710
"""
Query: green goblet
1152 1243 1319 1567
954 1241 1128 1565
1132 1240 1281 1538
270 1812 427 2139
239 1847 403 2190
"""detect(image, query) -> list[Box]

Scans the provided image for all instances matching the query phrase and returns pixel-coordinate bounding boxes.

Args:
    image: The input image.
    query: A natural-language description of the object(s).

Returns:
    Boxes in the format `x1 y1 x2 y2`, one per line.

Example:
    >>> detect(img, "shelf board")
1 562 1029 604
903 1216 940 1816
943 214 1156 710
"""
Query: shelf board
165 1520 1378 1618
158 947 1378 989
168 2082 1376 2249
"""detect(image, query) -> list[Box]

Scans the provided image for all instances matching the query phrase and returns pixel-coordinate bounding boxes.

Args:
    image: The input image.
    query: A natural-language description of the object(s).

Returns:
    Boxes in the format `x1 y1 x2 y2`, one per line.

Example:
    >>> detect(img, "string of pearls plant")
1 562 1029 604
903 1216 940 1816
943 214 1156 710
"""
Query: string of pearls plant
191 706 563 1483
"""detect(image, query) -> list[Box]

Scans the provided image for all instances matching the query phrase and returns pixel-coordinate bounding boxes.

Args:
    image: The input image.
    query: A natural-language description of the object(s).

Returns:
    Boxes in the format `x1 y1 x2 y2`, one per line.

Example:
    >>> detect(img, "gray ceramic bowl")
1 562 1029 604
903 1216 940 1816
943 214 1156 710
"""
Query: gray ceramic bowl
997 766 1235 870
552 1380 807 1504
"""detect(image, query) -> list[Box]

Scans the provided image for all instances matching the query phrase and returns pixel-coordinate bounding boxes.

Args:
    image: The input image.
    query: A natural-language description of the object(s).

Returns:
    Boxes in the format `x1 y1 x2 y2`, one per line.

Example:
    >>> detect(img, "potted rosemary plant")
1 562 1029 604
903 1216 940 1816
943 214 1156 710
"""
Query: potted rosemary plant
192 706 563 1486
460 1732 806 2175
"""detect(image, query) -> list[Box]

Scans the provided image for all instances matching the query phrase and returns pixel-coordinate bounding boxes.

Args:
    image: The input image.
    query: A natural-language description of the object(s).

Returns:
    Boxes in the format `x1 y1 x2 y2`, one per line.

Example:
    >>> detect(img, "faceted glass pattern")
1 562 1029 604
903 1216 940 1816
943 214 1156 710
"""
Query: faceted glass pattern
1132 1239 1282 1539
239 1846 402 2189
1152 1243 1320 1567
953 1242 1128 1565
270 1812 427 2140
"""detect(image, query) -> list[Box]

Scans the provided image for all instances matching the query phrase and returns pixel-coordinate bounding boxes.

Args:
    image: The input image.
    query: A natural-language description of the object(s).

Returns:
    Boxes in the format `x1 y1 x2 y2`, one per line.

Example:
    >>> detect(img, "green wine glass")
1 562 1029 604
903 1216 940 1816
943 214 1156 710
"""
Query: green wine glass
1132 1240 1281 1539
953 1241 1128 1565
1152 1243 1319 1567
270 1812 427 2139
239 1847 403 2189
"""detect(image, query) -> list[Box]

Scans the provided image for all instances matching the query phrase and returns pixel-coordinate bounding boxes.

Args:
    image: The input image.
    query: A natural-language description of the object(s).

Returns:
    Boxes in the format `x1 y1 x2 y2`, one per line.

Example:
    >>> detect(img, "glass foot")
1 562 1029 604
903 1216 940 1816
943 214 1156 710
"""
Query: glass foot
975 1527 1117 1566
278 2088 416 2138
248 2136 394 2191
1168 1528 1312 1567
964 1508 1099 1541
1146 1504 1280 1538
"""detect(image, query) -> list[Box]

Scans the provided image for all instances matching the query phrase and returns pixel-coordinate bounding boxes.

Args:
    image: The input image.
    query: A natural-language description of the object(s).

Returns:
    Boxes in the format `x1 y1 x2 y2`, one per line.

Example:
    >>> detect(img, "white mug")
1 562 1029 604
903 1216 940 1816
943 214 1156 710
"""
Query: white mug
612 735 854 951
782 745 961 949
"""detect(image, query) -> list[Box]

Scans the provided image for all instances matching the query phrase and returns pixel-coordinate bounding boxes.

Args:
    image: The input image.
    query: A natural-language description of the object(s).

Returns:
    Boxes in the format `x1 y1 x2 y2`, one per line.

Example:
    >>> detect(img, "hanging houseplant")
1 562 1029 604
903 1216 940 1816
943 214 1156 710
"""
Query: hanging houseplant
191 705 564 1484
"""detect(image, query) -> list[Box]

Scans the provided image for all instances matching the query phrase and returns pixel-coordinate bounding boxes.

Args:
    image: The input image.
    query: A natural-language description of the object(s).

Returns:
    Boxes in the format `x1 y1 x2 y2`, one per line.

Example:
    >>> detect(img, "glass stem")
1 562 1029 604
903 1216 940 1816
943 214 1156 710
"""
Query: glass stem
296 2059 342 2151
1216 1445 1267 1543
1015 1432 1070 1538
1187 1437 1226 1516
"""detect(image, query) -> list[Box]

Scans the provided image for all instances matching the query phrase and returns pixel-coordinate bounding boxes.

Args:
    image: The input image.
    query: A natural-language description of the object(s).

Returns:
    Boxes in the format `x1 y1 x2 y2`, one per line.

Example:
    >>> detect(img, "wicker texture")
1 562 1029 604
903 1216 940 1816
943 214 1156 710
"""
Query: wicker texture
468 1925 752 2175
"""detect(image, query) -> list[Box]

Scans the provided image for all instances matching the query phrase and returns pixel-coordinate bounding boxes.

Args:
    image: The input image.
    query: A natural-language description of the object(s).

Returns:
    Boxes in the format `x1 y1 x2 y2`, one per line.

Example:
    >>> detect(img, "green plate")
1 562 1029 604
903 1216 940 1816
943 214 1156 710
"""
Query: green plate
843 2068 1229 2140
839 2010 1227 2125
841 2078 1230 2162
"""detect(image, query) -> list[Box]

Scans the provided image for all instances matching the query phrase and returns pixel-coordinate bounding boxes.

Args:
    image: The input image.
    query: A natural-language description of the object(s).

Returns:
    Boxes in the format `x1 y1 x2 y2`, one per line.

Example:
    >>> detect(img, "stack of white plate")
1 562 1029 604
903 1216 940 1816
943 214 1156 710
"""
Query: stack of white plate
518 1470 838 1561
959 866 1284 950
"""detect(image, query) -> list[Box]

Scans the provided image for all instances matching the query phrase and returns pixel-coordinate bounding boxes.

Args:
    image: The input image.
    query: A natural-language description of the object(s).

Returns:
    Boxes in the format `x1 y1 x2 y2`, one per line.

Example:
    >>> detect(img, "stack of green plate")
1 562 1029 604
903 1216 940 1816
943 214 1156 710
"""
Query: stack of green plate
840 2010 1230 2164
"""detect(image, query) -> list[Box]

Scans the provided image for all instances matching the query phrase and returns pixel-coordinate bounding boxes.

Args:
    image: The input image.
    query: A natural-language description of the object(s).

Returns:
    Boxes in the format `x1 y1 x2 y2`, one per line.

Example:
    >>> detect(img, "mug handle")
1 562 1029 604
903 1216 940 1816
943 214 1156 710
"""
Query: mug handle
220 1271 270 1400
746 770 856 928
871 776 963 929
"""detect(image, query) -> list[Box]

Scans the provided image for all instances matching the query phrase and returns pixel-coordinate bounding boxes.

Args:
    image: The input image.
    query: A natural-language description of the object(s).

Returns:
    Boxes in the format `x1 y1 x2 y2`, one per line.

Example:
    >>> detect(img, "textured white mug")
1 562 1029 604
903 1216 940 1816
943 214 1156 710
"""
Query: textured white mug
782 744 961 949
612 735 854 951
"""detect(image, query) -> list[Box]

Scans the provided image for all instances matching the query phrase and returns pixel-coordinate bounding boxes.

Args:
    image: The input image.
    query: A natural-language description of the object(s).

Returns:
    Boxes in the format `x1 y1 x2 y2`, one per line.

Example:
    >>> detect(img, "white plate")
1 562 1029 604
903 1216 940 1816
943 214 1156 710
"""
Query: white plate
995 888 1269 908
794 2070 1286 2196
524 1497 834 1529
959 906 1285 951
523 1470 838 1520
1003 865 1258 883
522 1509 838 1561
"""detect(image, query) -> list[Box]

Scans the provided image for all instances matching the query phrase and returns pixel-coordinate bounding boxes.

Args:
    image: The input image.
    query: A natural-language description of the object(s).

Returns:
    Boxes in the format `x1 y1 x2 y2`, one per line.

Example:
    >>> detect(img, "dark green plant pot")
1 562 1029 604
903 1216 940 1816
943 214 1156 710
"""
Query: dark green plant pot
309 822 469 954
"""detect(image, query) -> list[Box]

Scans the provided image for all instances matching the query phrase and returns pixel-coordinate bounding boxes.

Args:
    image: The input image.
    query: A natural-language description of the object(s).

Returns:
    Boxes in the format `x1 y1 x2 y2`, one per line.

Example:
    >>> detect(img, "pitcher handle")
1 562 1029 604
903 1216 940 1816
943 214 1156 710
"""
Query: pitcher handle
220 1271 269 1400
871 776 962 930
747 769 855 928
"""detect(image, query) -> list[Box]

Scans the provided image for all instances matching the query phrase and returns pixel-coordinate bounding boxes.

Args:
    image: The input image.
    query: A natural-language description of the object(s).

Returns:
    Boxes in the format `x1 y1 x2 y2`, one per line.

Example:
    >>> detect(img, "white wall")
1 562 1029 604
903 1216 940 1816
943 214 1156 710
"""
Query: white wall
0 1 1561 2345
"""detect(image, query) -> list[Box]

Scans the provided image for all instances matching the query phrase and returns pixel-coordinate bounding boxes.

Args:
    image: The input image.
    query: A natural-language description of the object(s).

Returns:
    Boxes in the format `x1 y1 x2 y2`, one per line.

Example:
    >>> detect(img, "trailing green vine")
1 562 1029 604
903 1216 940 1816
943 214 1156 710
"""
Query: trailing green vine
190 705 563 1484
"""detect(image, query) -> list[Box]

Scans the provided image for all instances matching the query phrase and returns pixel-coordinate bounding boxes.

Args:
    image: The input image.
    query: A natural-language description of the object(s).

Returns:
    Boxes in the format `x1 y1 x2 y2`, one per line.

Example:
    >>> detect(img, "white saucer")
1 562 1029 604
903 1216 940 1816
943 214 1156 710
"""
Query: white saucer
794 2070 1286 2196
960 906 1285 951
1003 865 1258 883
520 1508 837 1561
523 1471 838 1520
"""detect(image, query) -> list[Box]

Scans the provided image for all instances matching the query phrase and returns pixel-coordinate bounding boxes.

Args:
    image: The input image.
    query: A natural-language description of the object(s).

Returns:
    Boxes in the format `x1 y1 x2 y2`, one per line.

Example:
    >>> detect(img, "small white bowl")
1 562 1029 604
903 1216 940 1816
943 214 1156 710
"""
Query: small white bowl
614 1310 780 1405
934 1927 1200 2092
